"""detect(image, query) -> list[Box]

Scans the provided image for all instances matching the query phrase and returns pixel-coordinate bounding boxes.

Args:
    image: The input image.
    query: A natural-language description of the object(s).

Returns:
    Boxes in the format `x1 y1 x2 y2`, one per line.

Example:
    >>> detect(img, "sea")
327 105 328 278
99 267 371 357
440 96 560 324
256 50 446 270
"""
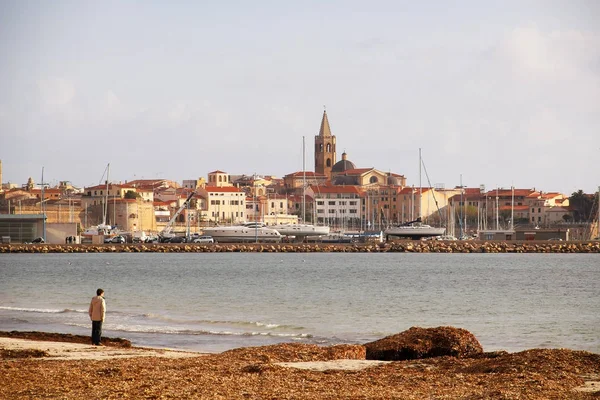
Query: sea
0 252 598 354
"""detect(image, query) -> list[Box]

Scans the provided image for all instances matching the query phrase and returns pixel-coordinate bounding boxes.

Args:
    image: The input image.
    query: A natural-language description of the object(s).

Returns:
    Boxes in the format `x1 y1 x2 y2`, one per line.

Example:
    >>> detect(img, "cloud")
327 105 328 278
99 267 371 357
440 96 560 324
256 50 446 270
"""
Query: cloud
498 24 600 81
37 77 76 107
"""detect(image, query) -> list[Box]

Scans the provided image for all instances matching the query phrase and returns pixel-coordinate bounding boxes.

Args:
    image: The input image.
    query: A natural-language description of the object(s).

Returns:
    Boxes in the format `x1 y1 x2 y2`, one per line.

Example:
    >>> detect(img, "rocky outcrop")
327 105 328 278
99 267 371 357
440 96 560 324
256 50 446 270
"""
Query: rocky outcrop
364 326 483 361
1 241 599 253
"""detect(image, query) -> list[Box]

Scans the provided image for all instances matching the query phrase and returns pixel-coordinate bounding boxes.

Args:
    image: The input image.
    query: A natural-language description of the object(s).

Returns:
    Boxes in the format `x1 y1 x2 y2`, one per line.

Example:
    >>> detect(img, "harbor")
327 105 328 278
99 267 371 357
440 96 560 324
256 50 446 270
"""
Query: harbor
2 240 599 254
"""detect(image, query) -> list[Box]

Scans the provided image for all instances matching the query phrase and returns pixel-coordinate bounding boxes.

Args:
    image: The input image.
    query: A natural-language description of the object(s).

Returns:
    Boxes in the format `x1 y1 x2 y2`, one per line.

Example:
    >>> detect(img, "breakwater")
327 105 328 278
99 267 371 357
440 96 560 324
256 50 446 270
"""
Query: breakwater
1 241 599 254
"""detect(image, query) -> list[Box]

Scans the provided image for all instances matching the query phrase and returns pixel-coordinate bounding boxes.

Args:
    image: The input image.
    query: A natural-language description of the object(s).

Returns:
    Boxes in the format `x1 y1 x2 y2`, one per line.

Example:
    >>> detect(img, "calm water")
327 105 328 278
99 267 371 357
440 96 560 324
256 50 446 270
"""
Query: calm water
0 253 598 354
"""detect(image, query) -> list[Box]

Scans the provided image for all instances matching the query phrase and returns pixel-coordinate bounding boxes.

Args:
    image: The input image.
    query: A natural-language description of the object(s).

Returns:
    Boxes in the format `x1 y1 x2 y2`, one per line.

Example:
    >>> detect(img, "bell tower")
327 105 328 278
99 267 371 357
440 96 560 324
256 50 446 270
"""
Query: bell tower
314 109 336 180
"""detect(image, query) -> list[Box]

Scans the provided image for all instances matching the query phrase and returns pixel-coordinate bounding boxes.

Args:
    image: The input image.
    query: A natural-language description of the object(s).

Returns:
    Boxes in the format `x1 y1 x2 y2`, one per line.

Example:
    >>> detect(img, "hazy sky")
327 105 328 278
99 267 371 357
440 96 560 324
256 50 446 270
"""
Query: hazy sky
1 1 599 194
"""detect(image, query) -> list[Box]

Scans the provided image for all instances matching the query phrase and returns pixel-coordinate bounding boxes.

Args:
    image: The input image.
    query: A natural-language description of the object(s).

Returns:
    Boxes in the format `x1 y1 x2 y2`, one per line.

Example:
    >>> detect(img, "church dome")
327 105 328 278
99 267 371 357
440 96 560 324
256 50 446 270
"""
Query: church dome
387 175 401 186
331 152 356 173
333 175 359 185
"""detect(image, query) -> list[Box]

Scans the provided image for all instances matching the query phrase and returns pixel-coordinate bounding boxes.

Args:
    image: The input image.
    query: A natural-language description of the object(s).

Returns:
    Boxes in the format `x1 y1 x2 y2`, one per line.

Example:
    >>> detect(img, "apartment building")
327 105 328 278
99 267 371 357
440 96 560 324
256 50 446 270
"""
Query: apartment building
197 186 246 224
306 185 362 230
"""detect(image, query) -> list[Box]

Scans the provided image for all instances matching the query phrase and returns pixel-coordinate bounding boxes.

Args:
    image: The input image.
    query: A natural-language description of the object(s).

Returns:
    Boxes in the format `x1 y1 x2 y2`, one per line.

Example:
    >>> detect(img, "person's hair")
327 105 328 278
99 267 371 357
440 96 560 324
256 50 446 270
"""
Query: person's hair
97 288 104 296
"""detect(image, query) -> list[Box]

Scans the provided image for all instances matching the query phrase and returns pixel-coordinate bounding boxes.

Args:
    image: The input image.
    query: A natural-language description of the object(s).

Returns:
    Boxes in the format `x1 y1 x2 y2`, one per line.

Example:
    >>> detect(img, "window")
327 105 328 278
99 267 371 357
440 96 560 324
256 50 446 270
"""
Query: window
328 209 335 214
317 201 324 205
328 201 335 206
532 208 535 213
538 208 541 213
317 209 324 214
326 143 331 152
350 201 357 206
326 158 331 167
350 209 357 214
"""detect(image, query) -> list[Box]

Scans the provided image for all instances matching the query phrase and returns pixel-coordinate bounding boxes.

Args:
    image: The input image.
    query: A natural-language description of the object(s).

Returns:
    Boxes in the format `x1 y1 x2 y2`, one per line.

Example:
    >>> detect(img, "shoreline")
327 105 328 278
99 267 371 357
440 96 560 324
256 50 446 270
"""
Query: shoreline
2 240 600 254
1 330 599 399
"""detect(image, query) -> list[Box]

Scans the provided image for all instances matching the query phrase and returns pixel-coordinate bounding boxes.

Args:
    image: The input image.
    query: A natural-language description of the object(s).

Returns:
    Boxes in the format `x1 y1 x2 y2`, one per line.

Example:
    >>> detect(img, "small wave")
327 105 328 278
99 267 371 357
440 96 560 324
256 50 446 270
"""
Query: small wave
65 323 312 338
0 306 86 314
140 314 304 330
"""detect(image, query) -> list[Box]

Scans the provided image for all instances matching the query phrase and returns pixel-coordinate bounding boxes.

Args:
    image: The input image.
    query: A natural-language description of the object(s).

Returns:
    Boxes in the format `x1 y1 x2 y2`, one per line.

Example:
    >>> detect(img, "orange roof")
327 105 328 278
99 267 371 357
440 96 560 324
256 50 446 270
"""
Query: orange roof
310 185 362 194
208 170 227 174
498 205 529 211
205 186 243 193
339 168 374 175
286 171 326 177
31 188 62 193
486 189 537 197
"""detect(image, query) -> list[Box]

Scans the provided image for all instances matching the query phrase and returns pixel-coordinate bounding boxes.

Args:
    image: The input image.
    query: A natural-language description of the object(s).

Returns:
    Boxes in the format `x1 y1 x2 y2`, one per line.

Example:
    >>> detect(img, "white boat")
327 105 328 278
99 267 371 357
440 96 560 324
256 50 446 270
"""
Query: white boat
202 225 282 243
271 223 330 238
82 163 122 238
384 218 446 240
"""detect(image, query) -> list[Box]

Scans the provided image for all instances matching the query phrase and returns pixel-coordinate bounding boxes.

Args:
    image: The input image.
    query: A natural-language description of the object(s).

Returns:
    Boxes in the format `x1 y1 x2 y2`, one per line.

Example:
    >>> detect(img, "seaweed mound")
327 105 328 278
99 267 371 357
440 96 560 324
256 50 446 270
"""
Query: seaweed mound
365 326 483 361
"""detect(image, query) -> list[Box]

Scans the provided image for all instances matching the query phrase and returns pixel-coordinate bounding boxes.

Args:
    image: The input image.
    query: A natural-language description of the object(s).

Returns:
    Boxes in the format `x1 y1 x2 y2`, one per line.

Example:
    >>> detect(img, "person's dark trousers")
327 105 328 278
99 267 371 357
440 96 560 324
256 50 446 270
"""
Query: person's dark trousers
92 320 103 345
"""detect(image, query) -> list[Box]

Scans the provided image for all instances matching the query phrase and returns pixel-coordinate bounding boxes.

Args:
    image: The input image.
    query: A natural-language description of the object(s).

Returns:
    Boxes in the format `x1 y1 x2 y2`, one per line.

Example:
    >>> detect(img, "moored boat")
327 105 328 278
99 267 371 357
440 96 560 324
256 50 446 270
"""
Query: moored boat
202 224 282 243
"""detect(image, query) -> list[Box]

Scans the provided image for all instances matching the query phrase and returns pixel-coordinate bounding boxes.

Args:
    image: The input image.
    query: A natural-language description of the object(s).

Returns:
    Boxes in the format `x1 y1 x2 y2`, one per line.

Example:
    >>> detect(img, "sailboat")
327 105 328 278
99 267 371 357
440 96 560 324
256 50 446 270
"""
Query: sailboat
82 163 118 237
384 149 446 240
271 136 330 239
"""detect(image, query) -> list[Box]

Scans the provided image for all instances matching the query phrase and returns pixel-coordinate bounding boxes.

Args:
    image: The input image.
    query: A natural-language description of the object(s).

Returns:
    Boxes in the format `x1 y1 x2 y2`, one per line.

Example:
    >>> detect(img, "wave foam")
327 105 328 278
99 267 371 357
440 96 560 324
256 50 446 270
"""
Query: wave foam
65 323 312 338
0 306 86 314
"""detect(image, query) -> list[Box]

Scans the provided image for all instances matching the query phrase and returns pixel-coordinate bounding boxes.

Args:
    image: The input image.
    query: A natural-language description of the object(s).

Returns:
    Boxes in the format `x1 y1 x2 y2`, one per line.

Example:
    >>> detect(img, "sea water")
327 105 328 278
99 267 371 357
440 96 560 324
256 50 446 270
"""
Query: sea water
0 252 598 353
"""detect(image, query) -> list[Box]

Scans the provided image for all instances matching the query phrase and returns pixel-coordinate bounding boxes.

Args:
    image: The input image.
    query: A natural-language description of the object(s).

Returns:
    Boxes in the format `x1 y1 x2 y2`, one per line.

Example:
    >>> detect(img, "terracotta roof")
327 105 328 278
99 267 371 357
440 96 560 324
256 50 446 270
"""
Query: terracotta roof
208 170 227 174
310 185 362 194
205 186 243 193
286 171 326 178
486 189 537 197
498 205 529 211
546 206 569 213
31 188 62 193
339 168 374 175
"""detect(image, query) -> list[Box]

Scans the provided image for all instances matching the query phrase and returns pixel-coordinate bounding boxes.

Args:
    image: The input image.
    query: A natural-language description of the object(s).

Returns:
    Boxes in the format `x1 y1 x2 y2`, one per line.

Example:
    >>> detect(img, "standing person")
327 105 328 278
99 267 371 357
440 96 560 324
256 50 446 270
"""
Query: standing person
88 288 105 345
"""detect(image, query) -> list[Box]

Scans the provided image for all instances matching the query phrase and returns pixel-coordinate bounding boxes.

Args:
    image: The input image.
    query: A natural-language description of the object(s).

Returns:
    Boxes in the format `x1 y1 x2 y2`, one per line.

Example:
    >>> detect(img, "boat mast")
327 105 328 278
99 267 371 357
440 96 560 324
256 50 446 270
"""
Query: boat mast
495 186 499 230
459 174 463 239
103 163 110 226
418 148 422 221
302 136 306 224
511 185 515 230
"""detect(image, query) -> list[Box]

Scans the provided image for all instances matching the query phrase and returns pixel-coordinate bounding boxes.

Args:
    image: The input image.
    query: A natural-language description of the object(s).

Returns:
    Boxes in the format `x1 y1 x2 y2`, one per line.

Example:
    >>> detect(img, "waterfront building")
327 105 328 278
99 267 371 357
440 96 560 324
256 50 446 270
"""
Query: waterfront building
196 185 246 224
306 185 362 230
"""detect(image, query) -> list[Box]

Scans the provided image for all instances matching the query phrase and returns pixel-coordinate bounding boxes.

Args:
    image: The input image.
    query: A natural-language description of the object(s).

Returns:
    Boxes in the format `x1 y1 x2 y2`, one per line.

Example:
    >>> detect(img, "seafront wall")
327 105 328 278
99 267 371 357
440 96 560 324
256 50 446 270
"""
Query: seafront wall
1 241 599 254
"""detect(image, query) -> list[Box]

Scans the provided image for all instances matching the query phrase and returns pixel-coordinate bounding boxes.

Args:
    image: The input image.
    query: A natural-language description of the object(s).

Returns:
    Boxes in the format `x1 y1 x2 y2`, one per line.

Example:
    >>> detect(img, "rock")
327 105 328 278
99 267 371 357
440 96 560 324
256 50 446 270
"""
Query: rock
364 326 483 361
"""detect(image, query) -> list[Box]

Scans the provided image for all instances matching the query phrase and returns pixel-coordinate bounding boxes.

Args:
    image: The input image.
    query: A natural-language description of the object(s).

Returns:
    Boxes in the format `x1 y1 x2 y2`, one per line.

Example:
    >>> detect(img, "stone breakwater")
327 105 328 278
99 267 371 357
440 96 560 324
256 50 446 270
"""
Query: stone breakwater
1 241 599 254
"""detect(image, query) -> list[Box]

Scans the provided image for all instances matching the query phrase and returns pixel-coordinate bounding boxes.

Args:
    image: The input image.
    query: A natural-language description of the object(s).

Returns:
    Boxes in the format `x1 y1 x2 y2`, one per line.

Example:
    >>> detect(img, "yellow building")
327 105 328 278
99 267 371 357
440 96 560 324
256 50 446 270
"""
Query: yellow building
197 186 246 224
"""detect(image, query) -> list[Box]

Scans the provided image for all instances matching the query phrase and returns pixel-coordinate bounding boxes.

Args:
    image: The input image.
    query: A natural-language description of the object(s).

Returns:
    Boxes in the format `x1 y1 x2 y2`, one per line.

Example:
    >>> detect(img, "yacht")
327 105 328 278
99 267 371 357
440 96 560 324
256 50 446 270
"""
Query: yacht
384 218 446 240
202 224 282 243
270 223 330 238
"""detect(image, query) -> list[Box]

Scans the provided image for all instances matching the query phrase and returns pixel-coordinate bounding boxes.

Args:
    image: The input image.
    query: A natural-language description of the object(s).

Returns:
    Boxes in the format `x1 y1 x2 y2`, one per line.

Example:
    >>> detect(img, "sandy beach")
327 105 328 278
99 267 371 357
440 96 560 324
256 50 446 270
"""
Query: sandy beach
1 331 599 399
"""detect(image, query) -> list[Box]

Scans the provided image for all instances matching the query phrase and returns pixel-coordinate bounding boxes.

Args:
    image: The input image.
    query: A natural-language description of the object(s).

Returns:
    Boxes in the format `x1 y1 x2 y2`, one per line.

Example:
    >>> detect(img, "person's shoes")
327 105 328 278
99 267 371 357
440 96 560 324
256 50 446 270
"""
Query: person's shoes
97 343 104 346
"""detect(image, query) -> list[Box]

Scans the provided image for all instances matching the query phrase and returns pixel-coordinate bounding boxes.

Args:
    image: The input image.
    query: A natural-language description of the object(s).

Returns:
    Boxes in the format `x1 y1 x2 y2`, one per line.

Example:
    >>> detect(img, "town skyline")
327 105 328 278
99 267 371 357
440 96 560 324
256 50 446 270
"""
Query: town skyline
1 1 599 194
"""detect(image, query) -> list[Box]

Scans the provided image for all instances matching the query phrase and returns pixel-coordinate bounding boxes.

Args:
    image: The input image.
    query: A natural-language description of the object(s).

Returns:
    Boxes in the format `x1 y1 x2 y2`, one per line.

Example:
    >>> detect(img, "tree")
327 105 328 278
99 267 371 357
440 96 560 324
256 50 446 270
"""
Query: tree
124 191 141 200
569 190 594 222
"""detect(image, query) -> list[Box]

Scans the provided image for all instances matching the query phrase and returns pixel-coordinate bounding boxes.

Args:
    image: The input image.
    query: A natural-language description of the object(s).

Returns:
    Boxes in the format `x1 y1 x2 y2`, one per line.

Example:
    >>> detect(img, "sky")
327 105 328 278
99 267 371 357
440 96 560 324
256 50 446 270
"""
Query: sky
1 0 599 194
